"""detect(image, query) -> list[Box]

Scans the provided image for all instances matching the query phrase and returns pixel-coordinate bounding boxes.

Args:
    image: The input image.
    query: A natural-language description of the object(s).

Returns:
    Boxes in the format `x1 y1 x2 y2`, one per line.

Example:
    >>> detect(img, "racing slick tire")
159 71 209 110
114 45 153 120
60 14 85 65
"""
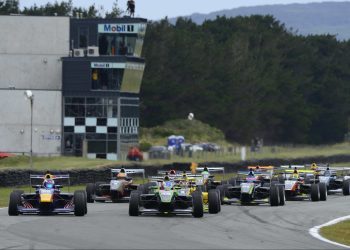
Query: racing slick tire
269 185 280 207
137 184 145 194
319 182 327 201
94 182 105 197
8 191 21 216
13 190 24 195
129 191 140 216
86 183 95 203
343 180 350 196
216 184 230 205
192 191 204 218
228 178 236 186
215 189 221 212
278 185 285 206
208 189 220 214
74 190 86 216
311 183 320 202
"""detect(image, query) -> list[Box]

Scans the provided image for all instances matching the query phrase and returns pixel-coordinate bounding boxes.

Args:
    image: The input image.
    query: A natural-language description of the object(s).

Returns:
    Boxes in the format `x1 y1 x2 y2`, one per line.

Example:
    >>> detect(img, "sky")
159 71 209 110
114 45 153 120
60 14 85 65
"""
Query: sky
19 0 350 20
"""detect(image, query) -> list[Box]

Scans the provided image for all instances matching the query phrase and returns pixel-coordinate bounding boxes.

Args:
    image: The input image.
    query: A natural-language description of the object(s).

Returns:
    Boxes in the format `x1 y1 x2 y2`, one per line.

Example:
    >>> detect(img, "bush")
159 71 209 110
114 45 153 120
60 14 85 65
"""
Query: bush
139 141 152 152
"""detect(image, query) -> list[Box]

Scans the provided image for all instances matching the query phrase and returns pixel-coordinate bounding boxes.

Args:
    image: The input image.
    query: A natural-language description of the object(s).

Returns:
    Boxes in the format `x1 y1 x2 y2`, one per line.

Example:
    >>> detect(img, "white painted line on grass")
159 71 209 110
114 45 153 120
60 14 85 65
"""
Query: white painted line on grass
309 215 350 249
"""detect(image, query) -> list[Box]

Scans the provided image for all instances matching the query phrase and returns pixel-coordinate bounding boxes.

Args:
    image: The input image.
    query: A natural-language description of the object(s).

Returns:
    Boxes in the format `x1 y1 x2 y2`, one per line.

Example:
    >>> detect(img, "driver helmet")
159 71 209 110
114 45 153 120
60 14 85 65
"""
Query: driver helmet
293 167 298 174
169 170 176 175
248 168 254 176
164 175 170 181
311 163 318 170
117 168 127 178
43 179 55 189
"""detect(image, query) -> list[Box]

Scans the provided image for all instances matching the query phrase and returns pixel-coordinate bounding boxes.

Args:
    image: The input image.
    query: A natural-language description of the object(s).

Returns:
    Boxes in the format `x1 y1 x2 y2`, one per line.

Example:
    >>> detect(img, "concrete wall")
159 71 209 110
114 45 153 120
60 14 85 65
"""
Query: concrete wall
0 16 69 90
0 16 69 155
0 90 62 155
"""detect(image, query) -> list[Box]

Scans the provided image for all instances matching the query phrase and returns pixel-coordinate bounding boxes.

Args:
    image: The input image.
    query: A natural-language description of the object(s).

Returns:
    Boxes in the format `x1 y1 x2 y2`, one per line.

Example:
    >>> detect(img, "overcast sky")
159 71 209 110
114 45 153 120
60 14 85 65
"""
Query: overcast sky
20 0 350 20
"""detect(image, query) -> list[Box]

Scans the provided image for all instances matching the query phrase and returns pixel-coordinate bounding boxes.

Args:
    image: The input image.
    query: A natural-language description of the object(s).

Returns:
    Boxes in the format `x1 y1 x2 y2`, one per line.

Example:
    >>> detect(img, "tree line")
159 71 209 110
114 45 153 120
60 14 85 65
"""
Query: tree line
1 1 349 144
141 16 350 144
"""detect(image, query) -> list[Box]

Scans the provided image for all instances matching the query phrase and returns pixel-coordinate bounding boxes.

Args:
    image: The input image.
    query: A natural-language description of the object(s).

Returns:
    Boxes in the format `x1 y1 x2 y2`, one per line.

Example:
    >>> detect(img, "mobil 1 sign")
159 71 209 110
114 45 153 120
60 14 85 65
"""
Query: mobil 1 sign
98 23 144 34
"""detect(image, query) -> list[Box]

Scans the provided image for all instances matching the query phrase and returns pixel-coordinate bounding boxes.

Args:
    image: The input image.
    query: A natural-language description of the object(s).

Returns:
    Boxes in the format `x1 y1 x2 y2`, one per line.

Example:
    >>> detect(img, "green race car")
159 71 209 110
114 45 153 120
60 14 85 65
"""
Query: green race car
129 180 204 217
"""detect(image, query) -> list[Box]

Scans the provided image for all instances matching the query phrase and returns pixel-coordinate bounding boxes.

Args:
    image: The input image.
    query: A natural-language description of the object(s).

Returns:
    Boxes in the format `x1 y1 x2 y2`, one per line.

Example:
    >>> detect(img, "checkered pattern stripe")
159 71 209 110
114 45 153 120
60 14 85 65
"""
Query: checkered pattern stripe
64 117 139 134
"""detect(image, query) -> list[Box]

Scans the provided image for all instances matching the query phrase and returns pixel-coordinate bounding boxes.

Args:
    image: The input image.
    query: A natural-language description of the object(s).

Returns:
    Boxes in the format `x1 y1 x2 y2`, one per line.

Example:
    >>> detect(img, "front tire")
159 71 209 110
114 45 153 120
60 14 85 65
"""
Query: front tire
269 185 279 207
343 180 350 196
8 191 21 216
86 183 95 203
192 191 203 218
129 191 140 216
311 183 320 201
74 190 86 216
208 190 219 214
319 182 327 201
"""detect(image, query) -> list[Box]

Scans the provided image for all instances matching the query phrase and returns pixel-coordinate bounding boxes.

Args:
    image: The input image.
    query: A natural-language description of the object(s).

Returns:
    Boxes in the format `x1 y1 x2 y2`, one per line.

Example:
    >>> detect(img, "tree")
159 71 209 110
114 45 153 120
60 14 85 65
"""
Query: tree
105 0 123 18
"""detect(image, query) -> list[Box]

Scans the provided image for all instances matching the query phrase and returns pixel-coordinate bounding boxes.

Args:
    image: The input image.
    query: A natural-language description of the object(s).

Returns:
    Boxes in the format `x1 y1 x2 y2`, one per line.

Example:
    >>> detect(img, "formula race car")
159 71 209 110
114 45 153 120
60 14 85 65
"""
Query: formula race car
315 165 350 195
8 173 87 216
86 168 145 203
155 168 221 213
129 177 204 217
276 165 327 201
217 168 284 206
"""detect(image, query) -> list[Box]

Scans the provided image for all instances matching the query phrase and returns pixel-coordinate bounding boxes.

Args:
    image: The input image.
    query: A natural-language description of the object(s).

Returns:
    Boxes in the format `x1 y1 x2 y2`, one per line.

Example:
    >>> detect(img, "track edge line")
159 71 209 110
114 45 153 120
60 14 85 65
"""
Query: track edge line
309 215 350 249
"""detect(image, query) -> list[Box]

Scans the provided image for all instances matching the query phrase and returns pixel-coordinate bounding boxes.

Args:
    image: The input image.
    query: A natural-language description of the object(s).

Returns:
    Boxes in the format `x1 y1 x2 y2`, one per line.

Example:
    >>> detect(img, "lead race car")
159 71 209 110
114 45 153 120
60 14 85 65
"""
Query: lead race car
86 168 145 203
8 173 87 216
129 175 204 217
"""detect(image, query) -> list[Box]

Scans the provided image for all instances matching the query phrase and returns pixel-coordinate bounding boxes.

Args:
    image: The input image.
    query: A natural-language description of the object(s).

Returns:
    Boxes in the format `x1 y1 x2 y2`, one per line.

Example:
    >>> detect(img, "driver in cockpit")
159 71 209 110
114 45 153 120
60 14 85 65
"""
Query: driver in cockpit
43 179 55 189
324 166 331 177
116 168 133 185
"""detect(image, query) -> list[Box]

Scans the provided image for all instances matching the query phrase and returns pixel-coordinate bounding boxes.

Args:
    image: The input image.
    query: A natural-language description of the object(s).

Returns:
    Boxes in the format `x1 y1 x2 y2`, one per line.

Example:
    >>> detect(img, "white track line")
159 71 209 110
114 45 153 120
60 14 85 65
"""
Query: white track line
0 207 7 210
309 215 350 249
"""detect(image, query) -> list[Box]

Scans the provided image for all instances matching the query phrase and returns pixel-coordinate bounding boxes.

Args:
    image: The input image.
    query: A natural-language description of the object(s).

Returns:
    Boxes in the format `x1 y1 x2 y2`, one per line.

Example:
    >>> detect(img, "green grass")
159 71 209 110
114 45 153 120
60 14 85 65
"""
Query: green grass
1 143 350 171
0 155 126 171
0 185 86 208
320 220 350 246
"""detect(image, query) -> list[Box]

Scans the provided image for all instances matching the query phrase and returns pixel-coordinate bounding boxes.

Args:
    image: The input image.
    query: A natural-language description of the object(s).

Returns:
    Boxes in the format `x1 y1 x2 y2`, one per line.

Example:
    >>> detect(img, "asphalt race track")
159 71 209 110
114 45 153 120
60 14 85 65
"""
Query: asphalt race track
0 195 349 249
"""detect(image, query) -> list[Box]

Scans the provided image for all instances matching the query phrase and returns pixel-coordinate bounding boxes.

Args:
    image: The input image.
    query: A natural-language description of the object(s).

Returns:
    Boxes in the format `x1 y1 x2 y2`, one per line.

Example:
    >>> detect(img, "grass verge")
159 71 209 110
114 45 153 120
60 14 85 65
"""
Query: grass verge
320 220 350 246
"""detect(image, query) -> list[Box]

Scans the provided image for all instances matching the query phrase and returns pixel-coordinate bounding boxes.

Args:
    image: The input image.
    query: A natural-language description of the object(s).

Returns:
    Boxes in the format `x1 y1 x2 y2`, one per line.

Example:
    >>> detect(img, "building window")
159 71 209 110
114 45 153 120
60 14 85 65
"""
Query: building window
91 68 123 90
98 34 136 56
79 27 89 48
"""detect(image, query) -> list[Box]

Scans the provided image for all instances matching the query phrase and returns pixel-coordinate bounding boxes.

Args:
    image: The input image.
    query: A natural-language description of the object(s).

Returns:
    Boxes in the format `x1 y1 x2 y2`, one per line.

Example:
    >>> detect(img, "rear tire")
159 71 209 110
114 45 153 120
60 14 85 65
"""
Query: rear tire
74 190 86 216
208 190 219 214
278 185 285 206
86 183 95 203
8 191 21 216
269 185 279 206
228 178 236 186
319 182 327 201
129 191 140 216
343 180 350 196
192 191 203 218
311 183 320 201
215 189 221 212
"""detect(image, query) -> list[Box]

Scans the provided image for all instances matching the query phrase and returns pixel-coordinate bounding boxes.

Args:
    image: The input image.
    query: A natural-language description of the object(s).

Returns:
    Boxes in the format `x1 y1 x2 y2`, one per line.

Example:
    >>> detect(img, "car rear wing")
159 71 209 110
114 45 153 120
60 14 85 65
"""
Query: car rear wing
247 166 274 170
280 165 305 169
111 169 145 179
195 167 225 173
29 174 70 192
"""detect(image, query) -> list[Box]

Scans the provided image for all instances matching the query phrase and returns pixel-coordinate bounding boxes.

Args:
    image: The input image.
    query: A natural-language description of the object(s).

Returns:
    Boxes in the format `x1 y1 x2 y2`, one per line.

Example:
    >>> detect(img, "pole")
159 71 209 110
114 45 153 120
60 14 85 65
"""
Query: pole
30 98 33 169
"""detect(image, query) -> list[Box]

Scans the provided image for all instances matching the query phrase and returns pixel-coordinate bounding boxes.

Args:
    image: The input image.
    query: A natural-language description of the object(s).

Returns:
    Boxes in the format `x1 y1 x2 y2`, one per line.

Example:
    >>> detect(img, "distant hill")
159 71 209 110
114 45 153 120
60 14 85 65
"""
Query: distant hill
169 1 350 40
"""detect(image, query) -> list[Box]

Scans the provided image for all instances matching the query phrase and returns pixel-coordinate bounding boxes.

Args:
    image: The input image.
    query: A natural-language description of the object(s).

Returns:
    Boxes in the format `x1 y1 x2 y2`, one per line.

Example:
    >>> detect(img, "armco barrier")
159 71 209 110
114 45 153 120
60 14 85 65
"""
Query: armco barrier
1 154 350 187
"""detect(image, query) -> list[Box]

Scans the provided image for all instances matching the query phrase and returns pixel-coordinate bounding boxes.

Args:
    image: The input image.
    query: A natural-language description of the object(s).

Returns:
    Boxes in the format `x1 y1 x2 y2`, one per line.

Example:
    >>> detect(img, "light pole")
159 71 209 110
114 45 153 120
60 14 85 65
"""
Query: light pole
24 90 34 169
